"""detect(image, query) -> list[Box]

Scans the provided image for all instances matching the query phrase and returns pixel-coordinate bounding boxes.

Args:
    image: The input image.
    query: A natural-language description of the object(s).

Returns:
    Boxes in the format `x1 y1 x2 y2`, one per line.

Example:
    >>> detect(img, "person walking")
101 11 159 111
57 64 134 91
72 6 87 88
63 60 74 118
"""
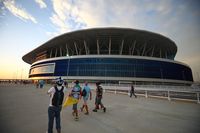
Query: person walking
35 80 39 88
39 79 44 88
130 84 137 98
93 82 106 112
70 80 82 120
80 82 92 115
47 77 66 133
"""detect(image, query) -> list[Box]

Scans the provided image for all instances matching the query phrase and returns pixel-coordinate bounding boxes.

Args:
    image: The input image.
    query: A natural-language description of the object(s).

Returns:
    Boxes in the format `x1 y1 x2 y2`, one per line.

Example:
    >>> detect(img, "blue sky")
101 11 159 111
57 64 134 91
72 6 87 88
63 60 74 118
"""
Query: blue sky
0 0 200 81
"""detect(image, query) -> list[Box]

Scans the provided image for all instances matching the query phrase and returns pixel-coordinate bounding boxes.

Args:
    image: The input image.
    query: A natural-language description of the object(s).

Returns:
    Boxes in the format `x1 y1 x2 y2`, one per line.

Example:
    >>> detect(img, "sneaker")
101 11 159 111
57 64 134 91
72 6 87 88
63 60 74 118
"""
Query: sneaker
74 116 79 121
84 112 89 115
72 112 75 116
103 107 106 113
80 107 83 112
57 129 61 133
93 109 97 112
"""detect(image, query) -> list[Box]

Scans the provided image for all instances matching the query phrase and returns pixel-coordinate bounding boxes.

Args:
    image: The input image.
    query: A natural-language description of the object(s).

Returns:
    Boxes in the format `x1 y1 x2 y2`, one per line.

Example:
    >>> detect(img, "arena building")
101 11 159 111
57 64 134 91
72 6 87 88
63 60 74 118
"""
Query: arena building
22 28 193 85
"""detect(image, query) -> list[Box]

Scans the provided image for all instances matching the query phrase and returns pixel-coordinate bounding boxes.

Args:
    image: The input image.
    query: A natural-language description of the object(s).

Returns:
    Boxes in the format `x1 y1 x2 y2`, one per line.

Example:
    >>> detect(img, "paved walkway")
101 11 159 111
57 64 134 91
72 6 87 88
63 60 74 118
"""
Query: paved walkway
0 84 200 133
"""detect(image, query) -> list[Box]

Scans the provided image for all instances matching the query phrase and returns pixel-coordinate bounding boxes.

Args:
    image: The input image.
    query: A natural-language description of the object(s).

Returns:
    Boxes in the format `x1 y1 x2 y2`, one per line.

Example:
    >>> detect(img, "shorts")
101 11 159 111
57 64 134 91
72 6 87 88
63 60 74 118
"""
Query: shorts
83 96 89 102
73 103 78 110
83 97 88 105
95 96 102 105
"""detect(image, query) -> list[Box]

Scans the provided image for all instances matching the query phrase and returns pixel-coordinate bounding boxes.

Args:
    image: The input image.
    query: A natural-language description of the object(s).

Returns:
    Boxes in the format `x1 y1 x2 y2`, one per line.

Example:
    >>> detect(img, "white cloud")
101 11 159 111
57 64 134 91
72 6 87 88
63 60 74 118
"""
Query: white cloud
3 0 37 23
35 0 47 9
50 0 87 34
50 13 69 33
48 0 175 37
144 0 172 15
0 6 6 16
46 31 59 38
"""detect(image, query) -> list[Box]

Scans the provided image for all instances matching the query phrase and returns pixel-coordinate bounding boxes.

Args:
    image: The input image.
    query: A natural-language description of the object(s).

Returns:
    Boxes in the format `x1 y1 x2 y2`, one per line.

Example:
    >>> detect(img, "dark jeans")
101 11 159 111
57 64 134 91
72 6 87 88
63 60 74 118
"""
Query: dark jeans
48 106 62 133
130 91 137 98
73 103 78 110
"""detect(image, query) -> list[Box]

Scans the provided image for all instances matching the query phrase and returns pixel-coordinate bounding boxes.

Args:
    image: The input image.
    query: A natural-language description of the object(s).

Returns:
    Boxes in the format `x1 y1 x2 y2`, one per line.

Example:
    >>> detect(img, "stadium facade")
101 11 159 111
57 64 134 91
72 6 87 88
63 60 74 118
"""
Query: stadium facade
22 28 193 85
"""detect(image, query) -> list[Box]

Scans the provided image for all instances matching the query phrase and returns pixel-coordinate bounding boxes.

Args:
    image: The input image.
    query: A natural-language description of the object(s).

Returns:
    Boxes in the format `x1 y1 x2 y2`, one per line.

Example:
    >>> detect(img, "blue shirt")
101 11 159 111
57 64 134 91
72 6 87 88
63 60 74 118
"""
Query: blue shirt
83 85 91 99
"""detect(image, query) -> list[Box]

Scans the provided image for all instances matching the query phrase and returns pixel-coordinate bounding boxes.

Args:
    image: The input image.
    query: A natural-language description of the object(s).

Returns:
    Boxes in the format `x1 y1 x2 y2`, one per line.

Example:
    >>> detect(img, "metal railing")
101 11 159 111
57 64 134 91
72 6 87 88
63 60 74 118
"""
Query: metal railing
97 84 200 104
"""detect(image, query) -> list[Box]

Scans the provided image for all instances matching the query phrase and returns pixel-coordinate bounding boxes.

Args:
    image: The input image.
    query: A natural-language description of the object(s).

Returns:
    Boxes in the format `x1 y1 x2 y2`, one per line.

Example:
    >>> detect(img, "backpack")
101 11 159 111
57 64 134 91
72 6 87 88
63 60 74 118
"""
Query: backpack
82 89 87 97
52 86 64 107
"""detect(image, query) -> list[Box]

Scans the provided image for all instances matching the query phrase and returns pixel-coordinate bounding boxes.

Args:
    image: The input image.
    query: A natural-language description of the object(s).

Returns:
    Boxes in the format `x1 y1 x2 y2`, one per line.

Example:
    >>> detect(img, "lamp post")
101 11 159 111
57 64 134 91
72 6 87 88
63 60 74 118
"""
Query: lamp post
134 64 136 85
160 68 163 85
21 68 24 81
182 70 186 86
182 71 185 80
66 54 70 80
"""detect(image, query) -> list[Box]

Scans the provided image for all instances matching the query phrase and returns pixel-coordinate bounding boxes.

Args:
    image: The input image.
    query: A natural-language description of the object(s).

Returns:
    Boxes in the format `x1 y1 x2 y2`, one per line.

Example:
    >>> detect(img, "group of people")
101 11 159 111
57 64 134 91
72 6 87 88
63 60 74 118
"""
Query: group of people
35 80 45 88
47 77 106 133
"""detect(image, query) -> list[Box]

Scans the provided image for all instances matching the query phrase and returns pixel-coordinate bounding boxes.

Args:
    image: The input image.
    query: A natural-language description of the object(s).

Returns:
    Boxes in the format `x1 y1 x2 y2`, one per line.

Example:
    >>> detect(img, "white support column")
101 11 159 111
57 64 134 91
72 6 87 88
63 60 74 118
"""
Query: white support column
97 39 100 55
160 49 162 58
120 39 124 55
129 46 132 55
145 47 151 56
60 47 62 56
50 49 52 58
55 48 57 57
145 90 148 98
132 40 136 55
151 45 155 57
142 42 147 56
109 37 111 55
197 92 200 104
168 91 171 101
84 40 89 55
66 43 69 56
74 42 78 55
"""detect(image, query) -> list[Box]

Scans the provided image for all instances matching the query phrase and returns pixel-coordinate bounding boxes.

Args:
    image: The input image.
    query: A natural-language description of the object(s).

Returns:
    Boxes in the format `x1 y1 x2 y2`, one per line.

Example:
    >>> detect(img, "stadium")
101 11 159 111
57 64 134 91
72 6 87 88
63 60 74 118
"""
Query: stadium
22 28 193 85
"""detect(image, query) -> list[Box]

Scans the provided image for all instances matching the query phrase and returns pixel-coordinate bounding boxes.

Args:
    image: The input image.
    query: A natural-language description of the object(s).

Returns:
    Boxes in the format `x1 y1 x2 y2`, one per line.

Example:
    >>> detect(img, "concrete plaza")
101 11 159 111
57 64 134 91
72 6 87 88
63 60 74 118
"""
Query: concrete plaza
0 84 200 133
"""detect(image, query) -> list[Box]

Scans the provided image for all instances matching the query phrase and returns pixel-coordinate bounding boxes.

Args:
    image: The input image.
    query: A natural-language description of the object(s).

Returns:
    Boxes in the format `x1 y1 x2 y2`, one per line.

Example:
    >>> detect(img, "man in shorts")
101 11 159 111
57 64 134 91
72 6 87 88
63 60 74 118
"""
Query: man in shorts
80 82 92 115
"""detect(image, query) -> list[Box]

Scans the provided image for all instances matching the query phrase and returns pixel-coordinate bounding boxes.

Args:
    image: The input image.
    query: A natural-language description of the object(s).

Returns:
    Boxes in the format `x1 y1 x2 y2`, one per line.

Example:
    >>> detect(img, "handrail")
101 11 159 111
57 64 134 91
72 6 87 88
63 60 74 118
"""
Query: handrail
97 84 200 104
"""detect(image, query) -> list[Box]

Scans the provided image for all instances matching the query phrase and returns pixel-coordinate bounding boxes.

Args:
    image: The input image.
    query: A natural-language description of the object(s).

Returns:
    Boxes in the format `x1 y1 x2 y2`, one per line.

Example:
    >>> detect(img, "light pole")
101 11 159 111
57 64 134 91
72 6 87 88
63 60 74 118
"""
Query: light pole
160 68 163 85
182 71 185 80
66 55 70 80
182 70 186 86
21 68 24 81
104 67 107 85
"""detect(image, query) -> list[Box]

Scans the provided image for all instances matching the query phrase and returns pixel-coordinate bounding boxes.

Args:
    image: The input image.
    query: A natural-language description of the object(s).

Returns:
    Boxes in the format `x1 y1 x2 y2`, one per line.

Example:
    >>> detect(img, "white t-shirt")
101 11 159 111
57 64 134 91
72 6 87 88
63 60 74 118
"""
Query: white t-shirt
48 85 67 106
